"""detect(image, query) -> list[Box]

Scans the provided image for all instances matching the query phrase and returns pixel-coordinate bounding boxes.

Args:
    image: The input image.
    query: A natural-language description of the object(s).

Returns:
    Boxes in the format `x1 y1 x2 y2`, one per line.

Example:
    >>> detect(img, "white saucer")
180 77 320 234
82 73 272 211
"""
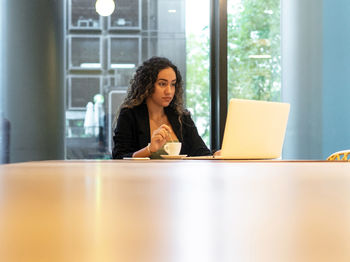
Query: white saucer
160 154 187 159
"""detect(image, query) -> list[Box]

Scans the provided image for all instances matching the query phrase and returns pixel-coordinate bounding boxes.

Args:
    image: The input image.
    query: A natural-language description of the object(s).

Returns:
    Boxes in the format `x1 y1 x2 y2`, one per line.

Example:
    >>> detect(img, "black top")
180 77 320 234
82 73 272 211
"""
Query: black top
112 103 211 159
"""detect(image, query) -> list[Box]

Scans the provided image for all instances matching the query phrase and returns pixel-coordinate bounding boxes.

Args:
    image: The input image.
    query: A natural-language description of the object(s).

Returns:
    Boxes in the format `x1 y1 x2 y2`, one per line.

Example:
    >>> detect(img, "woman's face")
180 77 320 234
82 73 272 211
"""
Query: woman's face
148 67 176 108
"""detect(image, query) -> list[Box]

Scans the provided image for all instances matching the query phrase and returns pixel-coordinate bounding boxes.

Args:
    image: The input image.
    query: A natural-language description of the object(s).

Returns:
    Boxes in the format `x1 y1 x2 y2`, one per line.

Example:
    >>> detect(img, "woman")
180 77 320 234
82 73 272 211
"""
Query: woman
112 56 211 159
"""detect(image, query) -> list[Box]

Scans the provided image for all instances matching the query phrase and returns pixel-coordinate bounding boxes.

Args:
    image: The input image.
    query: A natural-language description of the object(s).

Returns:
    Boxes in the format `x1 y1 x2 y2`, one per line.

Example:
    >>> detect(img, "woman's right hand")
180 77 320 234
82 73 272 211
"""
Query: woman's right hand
149 124 172 153
213 150 221 157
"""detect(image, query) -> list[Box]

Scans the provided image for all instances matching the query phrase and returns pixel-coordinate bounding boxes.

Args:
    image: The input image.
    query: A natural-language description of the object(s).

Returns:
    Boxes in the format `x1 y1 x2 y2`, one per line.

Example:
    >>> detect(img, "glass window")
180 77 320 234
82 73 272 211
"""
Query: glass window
65 0 210 159
185 0 210 146
227 0 281 101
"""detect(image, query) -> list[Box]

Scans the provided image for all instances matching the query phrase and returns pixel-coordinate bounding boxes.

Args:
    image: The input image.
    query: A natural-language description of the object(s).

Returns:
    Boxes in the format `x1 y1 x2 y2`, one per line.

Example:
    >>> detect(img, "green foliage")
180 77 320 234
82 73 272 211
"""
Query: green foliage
186 31 211 145
186 0 281 146
227 0 281 101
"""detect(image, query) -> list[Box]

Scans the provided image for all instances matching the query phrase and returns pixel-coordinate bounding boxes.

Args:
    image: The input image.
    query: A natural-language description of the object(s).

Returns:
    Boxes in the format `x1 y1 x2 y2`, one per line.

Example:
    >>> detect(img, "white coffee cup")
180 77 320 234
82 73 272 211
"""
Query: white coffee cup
164 142 182 156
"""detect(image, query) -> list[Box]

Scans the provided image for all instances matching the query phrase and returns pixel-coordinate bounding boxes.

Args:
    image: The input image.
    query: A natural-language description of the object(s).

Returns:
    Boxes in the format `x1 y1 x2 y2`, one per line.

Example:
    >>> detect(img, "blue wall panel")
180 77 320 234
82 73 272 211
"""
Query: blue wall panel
323 0 350 158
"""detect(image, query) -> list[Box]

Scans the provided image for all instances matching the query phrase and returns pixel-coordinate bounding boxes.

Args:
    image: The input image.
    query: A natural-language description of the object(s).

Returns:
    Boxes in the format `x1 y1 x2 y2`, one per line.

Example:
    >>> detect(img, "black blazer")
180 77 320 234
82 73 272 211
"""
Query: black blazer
112 103 211 159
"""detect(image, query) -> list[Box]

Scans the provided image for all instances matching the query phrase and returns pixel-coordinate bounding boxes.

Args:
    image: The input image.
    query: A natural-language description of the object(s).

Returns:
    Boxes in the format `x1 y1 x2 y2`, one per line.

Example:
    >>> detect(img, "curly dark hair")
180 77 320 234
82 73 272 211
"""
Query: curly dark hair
119 56 187 116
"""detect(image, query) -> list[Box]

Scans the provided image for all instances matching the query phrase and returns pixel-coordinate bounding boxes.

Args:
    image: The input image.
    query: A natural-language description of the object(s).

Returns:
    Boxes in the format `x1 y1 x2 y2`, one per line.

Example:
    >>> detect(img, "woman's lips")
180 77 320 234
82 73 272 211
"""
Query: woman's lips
162 97 172 102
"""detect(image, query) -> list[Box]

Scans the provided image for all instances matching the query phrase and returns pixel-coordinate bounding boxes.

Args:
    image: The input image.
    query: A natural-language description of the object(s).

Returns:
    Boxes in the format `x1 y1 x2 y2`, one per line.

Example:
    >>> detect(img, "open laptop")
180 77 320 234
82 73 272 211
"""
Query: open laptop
187 98 290 160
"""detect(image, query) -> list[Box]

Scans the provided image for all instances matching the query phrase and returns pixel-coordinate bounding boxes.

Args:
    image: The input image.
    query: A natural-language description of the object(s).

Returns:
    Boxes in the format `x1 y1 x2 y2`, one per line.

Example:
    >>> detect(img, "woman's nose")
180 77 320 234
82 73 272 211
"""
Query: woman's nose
165 84 172 93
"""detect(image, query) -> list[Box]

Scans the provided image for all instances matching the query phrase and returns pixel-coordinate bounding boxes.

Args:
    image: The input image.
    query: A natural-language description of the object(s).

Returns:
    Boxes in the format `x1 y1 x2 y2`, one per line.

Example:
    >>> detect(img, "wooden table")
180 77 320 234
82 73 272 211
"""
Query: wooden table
1 160 350 262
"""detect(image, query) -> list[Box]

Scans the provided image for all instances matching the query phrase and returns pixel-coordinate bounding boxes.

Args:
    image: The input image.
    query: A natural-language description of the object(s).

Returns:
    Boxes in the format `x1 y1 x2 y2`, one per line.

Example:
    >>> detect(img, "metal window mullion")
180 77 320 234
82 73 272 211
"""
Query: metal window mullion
210 0 228 151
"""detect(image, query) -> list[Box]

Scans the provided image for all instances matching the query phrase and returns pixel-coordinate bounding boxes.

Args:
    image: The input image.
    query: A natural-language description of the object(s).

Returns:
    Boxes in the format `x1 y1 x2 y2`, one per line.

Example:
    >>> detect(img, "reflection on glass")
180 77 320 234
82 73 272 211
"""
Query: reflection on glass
109 36 140 69
108 0 140 29
227 0 281 102
70 0 101 29
110 64 135 69
70 37 101 69
65 0 211 159
80 63 101 69
69 77 101 109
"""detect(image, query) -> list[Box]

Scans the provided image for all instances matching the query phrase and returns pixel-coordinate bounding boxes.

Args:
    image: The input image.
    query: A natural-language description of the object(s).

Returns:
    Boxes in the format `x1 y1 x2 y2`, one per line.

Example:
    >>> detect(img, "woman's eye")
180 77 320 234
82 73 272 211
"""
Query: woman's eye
159 82 167 87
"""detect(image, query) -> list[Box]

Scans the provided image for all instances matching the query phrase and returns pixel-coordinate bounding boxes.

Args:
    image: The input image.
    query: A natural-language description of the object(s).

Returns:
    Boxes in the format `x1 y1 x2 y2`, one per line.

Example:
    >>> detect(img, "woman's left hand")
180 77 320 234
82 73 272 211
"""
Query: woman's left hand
149 124 172 152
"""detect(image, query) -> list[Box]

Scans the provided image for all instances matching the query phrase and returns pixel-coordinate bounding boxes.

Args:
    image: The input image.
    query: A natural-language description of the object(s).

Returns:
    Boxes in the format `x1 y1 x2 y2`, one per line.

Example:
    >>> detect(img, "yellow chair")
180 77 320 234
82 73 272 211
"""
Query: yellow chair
327 150 350 161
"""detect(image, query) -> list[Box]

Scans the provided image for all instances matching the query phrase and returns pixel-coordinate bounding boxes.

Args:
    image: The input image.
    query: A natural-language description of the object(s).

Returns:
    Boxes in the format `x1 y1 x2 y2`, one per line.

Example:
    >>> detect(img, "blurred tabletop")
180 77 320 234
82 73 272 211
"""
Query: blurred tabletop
1 160 350 262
